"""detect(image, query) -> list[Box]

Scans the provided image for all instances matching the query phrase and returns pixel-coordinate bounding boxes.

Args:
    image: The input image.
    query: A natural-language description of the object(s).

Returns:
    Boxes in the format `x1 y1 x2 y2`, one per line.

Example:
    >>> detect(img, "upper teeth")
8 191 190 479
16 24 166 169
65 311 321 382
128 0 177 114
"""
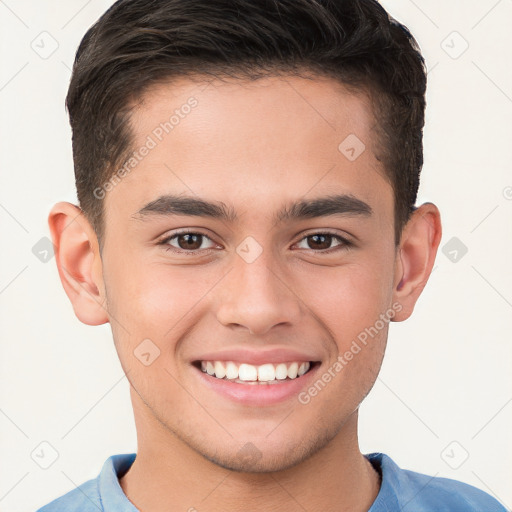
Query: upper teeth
200 361 311 382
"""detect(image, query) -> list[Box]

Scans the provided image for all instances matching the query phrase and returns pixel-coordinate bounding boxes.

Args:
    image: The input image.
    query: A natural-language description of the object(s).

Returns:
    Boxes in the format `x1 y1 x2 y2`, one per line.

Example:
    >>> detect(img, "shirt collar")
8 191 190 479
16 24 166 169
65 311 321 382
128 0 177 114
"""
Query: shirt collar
366 452 401 511
99 453 138 511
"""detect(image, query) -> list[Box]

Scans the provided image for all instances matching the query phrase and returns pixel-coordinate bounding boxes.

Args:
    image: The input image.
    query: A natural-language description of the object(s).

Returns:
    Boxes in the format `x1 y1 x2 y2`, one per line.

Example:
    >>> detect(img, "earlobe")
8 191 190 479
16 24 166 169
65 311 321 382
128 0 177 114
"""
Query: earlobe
391 203 442 322
48 202 109 326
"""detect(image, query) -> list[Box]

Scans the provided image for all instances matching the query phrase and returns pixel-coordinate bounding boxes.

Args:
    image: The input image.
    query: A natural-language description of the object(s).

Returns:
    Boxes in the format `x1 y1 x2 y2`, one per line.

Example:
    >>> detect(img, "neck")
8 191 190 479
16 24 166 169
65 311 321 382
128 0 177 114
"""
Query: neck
120 404 380 512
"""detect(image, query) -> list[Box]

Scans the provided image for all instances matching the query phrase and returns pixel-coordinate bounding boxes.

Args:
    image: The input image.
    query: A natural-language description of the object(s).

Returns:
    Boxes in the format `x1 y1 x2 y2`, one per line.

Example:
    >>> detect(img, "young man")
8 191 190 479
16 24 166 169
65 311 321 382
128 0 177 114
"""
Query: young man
38 0 506 510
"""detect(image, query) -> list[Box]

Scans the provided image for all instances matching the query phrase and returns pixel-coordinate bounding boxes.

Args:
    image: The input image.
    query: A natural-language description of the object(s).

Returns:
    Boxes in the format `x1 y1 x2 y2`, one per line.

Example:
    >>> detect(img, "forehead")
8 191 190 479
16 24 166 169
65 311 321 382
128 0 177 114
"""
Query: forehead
131 73 378 158
104 74 392 227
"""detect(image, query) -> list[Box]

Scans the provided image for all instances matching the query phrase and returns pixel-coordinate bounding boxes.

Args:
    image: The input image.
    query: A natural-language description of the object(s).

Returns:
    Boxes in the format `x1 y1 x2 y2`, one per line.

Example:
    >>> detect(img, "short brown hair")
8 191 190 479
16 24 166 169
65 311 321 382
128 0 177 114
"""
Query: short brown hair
66 0 427 249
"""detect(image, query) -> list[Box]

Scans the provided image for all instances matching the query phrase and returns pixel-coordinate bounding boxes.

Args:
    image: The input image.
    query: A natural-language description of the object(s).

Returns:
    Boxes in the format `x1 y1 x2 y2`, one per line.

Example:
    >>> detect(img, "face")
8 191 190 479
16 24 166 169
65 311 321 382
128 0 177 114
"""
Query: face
100 74 399 472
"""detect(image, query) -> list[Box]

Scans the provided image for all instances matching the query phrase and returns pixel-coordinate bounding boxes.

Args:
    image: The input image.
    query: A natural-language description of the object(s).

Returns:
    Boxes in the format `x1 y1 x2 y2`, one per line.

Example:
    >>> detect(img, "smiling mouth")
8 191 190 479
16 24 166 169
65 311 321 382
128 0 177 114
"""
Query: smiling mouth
193 360 318 385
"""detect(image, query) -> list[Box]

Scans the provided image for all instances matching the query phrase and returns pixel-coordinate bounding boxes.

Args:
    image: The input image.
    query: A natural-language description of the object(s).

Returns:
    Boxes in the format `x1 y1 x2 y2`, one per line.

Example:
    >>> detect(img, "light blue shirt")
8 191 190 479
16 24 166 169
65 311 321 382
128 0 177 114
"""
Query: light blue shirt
36 452 507 511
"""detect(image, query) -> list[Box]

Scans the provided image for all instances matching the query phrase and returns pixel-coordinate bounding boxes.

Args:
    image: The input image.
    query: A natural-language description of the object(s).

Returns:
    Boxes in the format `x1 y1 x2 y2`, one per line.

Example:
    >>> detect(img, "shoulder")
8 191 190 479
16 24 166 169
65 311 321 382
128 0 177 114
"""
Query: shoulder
397 467 507 511
35 477 101 512
368 453 507 512
35 453 137 512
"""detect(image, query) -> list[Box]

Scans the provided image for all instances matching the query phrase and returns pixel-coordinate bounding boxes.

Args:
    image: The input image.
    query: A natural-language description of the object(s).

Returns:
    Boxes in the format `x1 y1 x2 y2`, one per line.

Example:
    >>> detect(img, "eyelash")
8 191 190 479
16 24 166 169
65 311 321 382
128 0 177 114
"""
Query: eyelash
158 229 353 255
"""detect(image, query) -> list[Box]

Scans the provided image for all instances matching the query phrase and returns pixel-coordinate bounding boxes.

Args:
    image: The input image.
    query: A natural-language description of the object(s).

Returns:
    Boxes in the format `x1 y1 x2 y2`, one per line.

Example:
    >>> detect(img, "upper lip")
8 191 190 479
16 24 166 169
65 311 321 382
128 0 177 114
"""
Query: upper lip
192 348 321 366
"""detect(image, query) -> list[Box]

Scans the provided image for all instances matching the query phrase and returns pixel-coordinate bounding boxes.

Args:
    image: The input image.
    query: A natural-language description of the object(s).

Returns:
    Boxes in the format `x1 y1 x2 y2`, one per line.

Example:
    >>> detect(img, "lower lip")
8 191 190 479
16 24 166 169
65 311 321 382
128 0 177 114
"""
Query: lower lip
193 363 320 406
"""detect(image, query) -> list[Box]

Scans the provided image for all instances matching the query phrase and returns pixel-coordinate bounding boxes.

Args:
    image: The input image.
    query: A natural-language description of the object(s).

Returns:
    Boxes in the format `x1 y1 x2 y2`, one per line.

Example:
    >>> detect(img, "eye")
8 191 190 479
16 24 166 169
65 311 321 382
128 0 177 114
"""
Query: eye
159 230 217 253
294 232 352 252
158 230 352 255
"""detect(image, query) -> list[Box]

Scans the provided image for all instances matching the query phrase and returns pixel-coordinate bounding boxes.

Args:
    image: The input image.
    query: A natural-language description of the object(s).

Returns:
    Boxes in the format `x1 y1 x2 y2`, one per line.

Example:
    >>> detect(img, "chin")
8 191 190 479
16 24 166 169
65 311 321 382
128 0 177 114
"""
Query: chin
197 427 337 474
202 449 304 473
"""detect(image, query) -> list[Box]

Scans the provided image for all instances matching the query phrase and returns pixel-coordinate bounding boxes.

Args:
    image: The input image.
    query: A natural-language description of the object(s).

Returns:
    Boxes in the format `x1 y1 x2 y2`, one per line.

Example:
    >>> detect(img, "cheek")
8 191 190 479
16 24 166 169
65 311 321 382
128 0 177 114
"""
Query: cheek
302 260 393 341
104 257 226 389
105 254 214 334
293 263 391 414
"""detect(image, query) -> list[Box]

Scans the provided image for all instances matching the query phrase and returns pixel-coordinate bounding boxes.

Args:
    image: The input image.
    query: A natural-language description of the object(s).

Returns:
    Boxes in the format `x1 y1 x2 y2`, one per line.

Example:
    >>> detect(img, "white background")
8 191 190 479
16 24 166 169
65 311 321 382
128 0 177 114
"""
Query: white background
0 1 511 510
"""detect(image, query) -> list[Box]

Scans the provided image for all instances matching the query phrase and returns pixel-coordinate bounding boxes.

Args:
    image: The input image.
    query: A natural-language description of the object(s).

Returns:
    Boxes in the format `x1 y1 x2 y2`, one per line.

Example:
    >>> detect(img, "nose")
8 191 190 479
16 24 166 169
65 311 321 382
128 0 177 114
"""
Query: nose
215 248 303 336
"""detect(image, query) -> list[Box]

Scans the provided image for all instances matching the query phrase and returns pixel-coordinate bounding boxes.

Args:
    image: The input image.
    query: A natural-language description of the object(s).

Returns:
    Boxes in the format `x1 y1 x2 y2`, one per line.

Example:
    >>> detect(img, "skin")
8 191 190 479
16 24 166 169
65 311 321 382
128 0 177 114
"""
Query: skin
49 74 442 511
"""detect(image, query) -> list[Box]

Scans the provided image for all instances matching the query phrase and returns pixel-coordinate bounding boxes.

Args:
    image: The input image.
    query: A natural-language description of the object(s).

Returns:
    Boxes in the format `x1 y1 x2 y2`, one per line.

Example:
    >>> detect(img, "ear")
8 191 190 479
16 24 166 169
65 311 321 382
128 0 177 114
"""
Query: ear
48 202 109 326
392 202 442 321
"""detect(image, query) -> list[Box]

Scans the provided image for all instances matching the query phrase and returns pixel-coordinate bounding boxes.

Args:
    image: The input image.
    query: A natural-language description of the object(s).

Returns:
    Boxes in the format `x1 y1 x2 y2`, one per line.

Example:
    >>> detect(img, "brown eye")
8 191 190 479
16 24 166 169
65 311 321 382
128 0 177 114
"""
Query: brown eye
175 233 203 250
306 234 333 250
160 231 217 253
295 232 351 252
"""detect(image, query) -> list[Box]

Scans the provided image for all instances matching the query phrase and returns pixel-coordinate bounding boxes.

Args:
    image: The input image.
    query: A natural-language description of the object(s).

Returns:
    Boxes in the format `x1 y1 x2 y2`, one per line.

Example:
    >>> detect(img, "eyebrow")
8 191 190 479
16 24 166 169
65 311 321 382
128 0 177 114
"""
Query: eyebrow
132 193 373 223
